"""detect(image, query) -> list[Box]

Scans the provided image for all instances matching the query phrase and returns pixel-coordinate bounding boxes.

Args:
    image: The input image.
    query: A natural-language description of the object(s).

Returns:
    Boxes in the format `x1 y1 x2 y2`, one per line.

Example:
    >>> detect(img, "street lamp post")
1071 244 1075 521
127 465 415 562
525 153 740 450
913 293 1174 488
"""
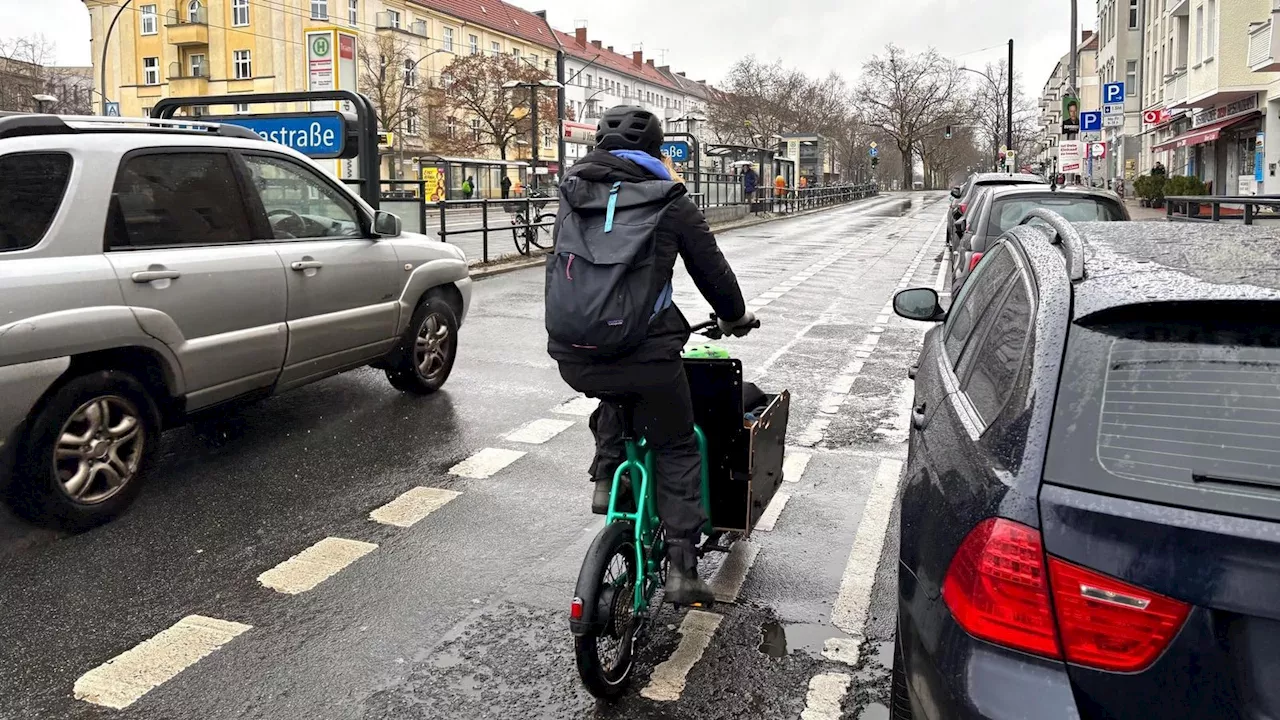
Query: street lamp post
100 0 134 115
503 78 563 190
32 94 59 114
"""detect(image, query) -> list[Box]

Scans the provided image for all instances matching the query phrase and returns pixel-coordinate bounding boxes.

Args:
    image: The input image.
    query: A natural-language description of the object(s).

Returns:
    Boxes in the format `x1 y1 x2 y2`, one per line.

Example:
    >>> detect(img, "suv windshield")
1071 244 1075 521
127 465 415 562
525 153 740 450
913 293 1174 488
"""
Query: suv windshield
988 195 1124 235
1045 310 1280 521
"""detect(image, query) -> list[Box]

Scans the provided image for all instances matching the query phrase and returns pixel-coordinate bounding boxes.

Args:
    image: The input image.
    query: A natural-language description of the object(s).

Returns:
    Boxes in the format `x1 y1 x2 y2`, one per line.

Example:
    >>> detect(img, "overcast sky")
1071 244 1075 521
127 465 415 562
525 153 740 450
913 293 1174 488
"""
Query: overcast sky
7 0 1085 100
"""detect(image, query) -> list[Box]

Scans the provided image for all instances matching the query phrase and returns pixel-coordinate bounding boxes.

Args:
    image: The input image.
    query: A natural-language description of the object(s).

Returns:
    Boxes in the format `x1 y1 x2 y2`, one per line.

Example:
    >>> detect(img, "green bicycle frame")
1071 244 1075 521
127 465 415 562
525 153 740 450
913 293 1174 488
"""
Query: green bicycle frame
605 425 711 614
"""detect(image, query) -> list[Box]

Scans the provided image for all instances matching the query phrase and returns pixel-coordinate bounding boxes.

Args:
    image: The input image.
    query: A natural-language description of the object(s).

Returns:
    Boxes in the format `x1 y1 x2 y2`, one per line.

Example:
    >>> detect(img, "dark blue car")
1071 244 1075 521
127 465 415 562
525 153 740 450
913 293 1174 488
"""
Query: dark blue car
890 212 1280 720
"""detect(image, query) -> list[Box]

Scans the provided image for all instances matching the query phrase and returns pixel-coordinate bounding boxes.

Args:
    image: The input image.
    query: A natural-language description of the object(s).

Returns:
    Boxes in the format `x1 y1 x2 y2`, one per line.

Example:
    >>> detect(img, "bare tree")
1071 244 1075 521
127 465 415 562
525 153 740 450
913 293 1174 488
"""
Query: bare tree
709 57 850 145
430 53 557 161
358 33 432 142
0 35 92 114
858 45 965 189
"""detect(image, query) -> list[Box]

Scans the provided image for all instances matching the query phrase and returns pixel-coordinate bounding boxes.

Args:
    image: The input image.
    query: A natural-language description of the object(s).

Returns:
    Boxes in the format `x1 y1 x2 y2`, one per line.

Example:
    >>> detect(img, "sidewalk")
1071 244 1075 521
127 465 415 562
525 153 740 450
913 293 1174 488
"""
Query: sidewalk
1124 199 1167 221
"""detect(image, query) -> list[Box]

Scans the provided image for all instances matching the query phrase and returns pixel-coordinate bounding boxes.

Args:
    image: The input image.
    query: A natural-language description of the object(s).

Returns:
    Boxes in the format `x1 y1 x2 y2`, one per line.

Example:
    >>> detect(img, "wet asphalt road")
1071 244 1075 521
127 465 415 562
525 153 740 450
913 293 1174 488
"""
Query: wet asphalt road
0 192 950 720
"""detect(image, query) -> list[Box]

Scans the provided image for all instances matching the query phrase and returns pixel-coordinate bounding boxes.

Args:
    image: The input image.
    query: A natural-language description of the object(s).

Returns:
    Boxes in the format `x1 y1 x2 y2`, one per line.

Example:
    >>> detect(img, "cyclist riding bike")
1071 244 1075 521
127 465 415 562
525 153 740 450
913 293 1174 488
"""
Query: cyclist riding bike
546 106 757 607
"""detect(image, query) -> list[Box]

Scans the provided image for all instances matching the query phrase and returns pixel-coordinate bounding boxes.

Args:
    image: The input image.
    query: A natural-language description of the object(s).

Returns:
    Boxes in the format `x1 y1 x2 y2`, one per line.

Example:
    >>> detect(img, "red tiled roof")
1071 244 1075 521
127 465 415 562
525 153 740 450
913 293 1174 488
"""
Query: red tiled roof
552 29 678 90
409 0 558 50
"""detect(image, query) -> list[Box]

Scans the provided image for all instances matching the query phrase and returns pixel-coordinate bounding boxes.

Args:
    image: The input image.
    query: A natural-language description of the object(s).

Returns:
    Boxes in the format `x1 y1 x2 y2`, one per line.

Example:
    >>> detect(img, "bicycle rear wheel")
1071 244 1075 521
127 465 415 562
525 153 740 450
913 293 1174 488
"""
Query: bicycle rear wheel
511 217 531 256
573 520 640 700
530 212 557 250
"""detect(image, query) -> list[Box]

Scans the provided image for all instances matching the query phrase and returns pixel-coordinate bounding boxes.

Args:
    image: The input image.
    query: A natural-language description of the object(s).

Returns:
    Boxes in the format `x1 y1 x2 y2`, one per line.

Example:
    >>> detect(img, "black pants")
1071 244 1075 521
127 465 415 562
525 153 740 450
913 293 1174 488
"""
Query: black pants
559 361 705 572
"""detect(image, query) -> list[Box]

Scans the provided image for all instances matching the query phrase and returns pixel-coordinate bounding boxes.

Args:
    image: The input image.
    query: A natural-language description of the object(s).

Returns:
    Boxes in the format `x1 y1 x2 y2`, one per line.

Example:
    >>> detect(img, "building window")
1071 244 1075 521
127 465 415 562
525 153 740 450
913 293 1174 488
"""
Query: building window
1126 60 1137 94
443 27 454 53
490 41 501 56
512 48 520 58
529 53 537 66
470 117 482 142
469 34 479 55
347 0 357 26
232 0 249 26
404 59 417 87
190 53 206 77
447 116 457 138
1206 0 1216 58
310 0 327 20
235 102 251 114
385 9 400 28
1128 0 1138 29
233 49 252 79
585 73 592 88
542 127 552 149
140 5 157 35
142 56 159 85
405 113 419 135
1195 4 1203 63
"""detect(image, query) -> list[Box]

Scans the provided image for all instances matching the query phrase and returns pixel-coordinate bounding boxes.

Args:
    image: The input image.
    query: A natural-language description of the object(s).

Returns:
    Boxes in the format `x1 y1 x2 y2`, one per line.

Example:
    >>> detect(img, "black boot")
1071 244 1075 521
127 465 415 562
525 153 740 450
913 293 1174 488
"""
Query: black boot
591 478 634 515
664 539 715 607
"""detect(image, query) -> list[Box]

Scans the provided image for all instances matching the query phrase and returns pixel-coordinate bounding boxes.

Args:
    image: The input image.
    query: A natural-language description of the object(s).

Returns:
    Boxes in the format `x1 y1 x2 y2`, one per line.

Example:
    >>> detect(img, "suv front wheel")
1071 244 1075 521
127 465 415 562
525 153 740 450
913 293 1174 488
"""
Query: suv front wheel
11 370 161 531
386 294 459 395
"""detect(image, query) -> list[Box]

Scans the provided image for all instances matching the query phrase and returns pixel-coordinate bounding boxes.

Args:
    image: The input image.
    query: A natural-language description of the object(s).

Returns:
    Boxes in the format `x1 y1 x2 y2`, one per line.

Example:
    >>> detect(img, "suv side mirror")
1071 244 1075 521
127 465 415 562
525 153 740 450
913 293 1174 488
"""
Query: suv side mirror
373 210 401 238
894 288 945 322
954 218 967 237
950 186 962 198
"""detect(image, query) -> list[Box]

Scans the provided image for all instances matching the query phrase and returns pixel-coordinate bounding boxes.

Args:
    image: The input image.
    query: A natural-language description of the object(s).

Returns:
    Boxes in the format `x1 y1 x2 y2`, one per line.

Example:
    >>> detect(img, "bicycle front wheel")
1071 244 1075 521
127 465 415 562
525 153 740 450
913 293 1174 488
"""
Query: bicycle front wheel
530 213 557 250
511 218 531 256
573 520 640 700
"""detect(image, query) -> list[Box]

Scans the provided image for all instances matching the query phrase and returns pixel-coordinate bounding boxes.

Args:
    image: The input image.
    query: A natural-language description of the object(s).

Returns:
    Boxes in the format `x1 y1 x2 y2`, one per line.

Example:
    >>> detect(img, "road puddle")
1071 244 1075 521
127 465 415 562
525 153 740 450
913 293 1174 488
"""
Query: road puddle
857 702 890 720
757 621 855 658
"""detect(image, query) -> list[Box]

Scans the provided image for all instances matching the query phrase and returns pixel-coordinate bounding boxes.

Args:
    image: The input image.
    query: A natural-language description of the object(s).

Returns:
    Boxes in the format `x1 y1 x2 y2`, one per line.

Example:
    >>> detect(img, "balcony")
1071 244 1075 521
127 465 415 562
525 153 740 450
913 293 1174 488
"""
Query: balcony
1163 68 1188 108
166 7 208 47
168 62 209 95
1250 18 1280 72
375 12 402 30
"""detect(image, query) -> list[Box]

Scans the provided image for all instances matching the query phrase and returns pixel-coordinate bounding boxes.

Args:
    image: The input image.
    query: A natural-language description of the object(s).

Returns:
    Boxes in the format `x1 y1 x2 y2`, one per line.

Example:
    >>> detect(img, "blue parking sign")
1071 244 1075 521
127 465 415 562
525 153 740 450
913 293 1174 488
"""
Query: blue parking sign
1103 82 1125 105
1080 111 1102 133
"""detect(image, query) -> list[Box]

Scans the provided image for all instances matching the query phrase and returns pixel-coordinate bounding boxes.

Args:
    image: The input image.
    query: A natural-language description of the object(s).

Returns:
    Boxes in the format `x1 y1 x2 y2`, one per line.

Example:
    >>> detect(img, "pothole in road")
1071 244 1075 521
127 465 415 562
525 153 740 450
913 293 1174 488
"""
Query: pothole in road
756 621 855 659
857 702 890 720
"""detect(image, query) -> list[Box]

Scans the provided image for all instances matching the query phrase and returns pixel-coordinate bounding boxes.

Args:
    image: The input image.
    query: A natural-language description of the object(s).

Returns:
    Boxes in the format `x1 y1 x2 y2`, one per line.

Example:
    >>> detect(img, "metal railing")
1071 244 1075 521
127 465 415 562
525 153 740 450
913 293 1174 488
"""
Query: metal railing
685 175 877 211
1165 195 1280 225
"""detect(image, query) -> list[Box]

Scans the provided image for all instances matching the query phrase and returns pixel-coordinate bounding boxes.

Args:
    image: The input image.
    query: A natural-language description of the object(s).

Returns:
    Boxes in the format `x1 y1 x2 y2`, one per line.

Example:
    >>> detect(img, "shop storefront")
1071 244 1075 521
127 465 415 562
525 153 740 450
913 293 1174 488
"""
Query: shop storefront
1153 94 1262 196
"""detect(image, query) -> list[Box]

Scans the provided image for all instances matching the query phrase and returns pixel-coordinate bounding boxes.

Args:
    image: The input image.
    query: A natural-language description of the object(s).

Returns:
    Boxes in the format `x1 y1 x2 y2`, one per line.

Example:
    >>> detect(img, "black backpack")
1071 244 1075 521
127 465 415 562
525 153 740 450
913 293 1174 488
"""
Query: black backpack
546 177 685 361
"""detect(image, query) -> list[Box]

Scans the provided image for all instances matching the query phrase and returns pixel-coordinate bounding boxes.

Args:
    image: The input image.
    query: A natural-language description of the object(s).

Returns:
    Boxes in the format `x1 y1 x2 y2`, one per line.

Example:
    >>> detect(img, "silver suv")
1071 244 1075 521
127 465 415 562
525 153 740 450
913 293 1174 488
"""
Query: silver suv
0 115 472 530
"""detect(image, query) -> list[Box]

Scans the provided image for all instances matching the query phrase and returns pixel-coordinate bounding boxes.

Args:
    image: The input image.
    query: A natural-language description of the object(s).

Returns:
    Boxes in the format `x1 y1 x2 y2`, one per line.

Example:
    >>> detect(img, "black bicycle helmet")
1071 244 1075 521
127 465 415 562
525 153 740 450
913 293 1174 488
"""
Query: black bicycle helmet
595 106 664 157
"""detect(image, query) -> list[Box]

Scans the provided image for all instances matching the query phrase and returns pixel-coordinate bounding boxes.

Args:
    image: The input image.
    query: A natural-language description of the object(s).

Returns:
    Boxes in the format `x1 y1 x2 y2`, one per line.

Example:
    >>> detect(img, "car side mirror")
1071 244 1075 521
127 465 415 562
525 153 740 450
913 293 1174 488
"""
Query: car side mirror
894 288 945 322
373 210 401 238
954 218 967 236
950 186 962 198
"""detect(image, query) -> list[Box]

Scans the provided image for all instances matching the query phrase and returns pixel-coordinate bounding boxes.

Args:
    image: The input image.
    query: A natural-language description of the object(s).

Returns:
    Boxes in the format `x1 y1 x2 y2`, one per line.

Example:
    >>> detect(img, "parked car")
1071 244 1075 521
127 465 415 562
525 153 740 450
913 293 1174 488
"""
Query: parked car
951 186 1128 295
947 173 1046 246
891 213 1280 720
0 115 472 530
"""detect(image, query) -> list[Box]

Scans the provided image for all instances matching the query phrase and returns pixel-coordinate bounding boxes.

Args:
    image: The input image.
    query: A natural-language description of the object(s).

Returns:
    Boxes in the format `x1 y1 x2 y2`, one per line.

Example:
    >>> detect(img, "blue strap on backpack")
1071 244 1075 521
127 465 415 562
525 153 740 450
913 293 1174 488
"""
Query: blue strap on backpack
603 181 622 233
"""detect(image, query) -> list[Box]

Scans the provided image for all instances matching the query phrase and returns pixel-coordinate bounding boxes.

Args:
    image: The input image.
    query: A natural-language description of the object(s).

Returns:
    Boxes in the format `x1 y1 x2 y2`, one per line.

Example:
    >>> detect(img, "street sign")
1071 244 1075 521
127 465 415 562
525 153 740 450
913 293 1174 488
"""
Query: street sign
1103 114 1124 128
562 120 595 145
1088 142 1107 159
660 141 691 162
1080 111 1102 133
1081 131 1102 142
104 102 121 117
217 112 349 158
1103 82 1126 105
869 146 879 158
1102 103 1124 115
869 141 878 149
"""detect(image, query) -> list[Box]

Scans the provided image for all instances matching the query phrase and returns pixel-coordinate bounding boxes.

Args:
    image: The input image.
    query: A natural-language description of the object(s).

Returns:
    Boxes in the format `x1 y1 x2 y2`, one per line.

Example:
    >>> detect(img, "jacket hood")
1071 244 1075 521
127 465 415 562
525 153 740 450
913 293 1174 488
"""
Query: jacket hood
560 150 685 211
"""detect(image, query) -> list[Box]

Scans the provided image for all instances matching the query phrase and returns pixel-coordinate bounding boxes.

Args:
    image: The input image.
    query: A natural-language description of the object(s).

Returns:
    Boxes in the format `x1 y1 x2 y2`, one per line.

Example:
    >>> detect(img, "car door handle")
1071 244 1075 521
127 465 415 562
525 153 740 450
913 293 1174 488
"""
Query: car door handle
911 402 928 430
291 260 324 271
131 269 181 283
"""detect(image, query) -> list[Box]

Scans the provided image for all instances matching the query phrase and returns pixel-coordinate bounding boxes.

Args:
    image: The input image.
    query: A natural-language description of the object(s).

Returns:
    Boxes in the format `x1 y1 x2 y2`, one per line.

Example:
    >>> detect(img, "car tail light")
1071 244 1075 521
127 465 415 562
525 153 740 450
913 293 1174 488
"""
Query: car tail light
1048 558 1190 672
968 252 984 271
943 518 1191 673
942 518 1060 658
959 202 968 215
570 597 584 621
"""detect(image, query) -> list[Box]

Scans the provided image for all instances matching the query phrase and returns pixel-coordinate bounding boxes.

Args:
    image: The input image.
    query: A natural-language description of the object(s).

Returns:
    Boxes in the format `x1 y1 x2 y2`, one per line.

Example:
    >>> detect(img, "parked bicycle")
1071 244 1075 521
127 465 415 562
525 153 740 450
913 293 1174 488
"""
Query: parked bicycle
506 189 556 256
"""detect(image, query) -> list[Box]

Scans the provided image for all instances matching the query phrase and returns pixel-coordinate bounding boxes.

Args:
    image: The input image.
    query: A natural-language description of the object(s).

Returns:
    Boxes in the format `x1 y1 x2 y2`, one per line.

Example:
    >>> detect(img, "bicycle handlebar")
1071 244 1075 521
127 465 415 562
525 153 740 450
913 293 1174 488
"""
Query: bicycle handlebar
690 314 761 339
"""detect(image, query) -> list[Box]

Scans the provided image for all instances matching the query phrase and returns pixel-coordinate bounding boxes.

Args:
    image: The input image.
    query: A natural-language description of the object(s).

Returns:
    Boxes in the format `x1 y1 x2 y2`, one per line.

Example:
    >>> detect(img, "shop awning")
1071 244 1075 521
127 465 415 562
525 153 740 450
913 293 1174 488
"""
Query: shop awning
1151 111 1261 153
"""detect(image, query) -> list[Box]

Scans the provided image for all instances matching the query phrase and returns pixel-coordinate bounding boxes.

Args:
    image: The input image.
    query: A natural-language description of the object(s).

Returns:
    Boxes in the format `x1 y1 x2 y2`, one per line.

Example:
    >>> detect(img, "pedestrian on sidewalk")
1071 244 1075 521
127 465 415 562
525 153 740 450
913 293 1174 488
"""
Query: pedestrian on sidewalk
501 174 512 199
774 173 787 198
743 165 758 202
462 176 475 199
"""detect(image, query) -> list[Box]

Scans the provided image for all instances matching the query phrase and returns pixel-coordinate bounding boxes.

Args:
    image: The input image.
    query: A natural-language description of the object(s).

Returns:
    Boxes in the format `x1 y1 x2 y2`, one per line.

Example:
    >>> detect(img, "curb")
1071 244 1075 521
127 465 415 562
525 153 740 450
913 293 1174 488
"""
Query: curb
468 195 892 280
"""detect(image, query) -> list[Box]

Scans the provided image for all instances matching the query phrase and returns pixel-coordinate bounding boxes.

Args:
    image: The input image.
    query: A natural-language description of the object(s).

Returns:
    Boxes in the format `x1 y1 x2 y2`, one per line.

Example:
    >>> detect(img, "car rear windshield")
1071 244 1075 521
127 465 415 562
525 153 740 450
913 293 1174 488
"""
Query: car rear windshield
0 152 72 252
1044 309 1280 521
987 196 1124 235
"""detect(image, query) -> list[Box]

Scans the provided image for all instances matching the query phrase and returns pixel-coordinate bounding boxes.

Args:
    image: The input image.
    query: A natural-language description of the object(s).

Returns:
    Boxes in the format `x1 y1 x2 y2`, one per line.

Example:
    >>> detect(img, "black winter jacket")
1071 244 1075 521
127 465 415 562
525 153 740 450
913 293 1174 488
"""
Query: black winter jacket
548 150 746 365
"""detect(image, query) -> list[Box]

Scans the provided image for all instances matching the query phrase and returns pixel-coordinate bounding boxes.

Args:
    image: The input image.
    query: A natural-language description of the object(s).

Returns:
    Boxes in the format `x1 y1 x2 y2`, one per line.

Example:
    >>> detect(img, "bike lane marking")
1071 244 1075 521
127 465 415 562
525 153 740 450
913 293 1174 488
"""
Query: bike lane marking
448 447 526 478
752 493 791 532
639 609 723 702
505 418 575 444
782 450 812 483
551 396 598 417
257 537 378 595
370 487 461 528
73 615 252 709
800 672 853 720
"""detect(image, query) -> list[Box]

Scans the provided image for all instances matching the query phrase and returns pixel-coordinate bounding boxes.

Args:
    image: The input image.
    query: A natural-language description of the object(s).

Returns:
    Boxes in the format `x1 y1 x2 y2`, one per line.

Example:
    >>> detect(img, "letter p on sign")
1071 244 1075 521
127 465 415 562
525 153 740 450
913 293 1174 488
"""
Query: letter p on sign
1103 82 1125 105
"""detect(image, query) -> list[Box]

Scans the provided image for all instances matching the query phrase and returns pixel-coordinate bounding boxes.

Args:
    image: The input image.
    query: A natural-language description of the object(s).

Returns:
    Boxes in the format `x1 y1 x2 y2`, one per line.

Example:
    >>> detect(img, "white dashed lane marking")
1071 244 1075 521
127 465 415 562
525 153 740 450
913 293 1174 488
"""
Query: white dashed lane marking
257 537 378 595
370 487 460 528
551 397 598 417
832 458 904 643
505 418 575 444
448 447 526 478
782 450 812 483
800 672 853 720
709 541 760 603
639 609 723 702
753 493 791 532
73 615 252 709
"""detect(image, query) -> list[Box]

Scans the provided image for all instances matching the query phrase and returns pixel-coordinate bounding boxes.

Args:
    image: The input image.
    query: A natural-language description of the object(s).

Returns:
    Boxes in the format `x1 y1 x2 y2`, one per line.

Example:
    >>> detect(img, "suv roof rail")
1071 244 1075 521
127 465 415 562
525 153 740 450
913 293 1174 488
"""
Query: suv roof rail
0 114 262 142
1019 209 1085 281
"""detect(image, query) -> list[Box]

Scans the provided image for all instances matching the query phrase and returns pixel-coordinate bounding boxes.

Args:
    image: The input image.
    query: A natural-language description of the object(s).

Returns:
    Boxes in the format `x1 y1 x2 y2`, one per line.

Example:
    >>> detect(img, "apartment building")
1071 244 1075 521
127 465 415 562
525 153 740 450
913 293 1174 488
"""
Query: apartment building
1095 0 1143 181
1036 32 1099 173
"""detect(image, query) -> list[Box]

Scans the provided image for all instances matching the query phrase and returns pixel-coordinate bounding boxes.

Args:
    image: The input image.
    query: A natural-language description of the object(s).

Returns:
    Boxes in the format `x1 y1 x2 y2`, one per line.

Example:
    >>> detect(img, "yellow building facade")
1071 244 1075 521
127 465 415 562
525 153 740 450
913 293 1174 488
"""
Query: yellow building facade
82 0 561 173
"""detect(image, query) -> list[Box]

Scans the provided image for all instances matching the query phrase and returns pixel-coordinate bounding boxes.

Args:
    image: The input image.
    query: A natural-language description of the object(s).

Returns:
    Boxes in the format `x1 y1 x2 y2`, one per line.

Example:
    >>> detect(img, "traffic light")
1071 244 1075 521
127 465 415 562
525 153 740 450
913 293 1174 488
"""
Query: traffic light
944 125 952 139
871 157 879 168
